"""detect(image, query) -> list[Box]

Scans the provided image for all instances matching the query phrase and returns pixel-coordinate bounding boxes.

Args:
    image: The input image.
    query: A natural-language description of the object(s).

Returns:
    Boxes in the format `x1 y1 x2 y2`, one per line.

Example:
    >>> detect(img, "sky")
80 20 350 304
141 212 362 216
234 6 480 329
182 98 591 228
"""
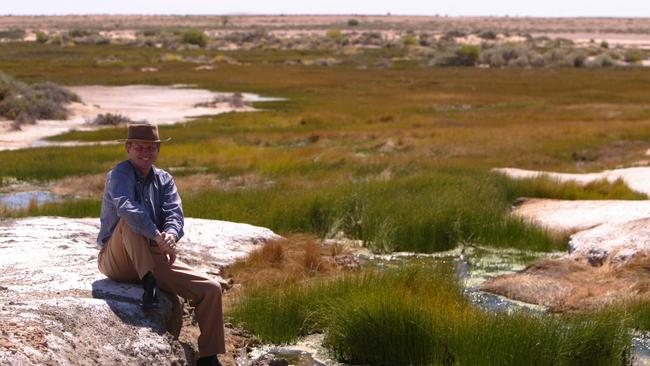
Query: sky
1 0 649 18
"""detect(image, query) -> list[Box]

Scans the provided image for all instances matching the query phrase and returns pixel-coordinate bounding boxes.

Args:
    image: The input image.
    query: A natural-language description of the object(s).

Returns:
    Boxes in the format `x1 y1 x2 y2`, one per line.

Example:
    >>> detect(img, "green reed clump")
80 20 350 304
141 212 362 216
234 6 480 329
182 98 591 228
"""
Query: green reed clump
501 174 647 201
597 298 650 332
229 266 632 365
453 311 631 366
184 169 561 252
228 265 464 345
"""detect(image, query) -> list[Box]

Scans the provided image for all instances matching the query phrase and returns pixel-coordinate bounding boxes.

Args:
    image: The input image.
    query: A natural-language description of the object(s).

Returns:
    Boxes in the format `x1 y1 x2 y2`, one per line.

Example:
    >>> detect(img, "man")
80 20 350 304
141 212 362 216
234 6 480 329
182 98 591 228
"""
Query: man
97 123 225 366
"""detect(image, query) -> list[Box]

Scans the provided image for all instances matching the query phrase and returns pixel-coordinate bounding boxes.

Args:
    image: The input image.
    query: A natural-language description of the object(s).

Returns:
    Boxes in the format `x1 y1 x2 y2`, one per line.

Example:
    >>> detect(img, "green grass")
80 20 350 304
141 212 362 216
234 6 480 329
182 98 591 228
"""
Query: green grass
228 266 633 365
503 175 647 201
9 168 644 253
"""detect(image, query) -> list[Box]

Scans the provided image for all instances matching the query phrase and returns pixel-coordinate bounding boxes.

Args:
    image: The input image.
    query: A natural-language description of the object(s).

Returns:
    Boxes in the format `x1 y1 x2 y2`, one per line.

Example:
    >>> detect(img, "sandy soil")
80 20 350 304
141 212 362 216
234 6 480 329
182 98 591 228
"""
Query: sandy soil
0 85 258 151
532 32 650 48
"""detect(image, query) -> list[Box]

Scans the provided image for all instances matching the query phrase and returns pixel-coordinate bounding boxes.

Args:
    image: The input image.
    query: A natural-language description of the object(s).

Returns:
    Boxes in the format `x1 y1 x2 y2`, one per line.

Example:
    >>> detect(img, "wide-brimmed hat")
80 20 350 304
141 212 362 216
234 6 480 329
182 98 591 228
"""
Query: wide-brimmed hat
119 123 171 143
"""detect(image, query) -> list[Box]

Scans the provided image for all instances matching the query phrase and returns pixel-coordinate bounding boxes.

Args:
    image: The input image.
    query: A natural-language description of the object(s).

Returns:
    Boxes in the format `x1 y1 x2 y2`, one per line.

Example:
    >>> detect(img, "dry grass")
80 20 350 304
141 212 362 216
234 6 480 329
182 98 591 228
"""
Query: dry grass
223 235 351 289
50 173 105 198
173 173 271 193
483 251 650 311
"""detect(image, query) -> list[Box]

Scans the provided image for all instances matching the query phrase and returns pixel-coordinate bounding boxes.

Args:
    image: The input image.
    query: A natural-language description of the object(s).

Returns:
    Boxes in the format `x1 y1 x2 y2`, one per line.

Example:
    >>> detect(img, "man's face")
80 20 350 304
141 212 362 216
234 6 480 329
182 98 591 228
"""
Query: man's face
126 141 160 174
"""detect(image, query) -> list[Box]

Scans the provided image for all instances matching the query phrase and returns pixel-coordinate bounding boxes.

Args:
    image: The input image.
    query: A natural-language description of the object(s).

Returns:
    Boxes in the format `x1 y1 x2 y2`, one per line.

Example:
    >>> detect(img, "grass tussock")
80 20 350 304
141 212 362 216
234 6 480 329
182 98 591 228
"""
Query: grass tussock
223 235 346 288
228 265 633 365
183 170 579 253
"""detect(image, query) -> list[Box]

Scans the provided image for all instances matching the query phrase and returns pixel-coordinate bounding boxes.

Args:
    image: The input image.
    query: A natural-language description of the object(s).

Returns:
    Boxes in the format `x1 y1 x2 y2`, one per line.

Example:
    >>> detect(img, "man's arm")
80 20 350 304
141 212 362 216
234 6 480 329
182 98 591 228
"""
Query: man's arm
107 170 160 240
160 175 184 242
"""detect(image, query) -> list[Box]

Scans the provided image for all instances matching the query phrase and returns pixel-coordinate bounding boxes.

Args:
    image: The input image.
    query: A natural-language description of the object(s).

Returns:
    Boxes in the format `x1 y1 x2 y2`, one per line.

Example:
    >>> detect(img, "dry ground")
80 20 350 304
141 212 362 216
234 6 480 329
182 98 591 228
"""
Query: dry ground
1 15 650 33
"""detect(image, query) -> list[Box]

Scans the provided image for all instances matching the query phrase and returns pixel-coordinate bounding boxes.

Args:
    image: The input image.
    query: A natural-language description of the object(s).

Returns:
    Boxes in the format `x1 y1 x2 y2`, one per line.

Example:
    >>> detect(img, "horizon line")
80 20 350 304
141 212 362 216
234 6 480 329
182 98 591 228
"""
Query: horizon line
1 13 650 19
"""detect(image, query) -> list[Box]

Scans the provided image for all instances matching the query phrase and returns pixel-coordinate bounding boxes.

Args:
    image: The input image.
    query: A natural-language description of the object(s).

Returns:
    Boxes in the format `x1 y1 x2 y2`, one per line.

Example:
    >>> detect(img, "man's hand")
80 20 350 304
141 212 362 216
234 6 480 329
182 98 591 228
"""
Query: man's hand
155 232 177 265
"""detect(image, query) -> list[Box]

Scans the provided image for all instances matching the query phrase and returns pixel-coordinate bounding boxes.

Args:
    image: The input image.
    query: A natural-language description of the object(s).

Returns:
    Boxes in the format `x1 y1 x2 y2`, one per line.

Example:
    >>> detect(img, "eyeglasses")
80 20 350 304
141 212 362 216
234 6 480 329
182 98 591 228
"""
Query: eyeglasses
130 144 158 153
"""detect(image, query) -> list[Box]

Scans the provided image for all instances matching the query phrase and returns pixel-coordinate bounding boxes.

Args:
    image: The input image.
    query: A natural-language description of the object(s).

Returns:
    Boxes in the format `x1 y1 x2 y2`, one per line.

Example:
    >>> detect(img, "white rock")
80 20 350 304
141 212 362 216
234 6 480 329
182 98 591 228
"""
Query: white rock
495 166 650 195
0 216 280 365
568 217 650 266
512 198 650 232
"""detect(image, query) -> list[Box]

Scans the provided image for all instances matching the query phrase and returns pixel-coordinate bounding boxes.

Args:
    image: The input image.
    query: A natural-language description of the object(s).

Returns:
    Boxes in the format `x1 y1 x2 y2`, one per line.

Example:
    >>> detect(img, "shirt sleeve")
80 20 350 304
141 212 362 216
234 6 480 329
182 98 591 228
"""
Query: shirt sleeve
106 169 160 240
160 176 184 241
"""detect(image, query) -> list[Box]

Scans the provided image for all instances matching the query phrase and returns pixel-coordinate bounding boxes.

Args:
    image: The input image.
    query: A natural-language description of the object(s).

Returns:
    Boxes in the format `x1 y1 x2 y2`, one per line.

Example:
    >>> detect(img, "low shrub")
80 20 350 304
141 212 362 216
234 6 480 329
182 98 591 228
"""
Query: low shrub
401 34 418 47
590 53 616 68
444 29 466 39
0 28 26 40
354 32 383 46
35 31 48 43
67 29 94 38
566 51 587 67
479 45 539 68
478 30 498 40
347 19 359 27
92 113 133 126
624 48 646 63
180 28 207 48
325 29 344 44
0 72 80 124
432 45 480 66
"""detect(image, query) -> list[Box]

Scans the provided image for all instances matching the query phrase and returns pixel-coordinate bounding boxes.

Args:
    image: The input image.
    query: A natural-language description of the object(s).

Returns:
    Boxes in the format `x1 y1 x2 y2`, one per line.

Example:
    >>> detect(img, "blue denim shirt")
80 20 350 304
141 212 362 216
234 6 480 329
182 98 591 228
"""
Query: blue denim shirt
97 160 184 246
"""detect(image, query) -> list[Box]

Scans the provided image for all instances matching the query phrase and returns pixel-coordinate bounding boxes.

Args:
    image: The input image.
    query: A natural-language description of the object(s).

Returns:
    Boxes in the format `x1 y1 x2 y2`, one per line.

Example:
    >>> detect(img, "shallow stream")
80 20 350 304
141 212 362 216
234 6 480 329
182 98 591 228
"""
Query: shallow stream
0 190 57 209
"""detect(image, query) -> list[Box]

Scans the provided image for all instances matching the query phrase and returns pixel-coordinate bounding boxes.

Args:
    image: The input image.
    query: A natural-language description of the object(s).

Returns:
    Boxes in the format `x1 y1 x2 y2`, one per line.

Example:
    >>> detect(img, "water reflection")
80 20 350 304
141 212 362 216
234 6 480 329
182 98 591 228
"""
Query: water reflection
0 191 56 209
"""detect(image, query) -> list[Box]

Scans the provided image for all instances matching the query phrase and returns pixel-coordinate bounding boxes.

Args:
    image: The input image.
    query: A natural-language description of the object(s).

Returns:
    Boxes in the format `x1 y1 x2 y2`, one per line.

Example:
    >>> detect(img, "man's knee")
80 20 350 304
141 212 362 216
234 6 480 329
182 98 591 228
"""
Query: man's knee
202 280 222 301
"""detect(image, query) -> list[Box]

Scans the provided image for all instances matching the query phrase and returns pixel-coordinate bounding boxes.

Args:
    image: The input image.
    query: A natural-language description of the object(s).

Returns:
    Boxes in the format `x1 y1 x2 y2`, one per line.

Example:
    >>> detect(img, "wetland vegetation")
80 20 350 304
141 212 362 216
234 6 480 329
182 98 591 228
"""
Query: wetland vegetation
1 36 650 364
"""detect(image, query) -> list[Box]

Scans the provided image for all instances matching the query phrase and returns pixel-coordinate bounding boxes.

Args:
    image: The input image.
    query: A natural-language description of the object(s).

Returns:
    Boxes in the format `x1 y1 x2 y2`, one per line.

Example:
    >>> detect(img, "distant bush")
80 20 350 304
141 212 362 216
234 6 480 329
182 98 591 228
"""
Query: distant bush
92 113 133 126
47 34 70 46
624 48 646 63
0 28 26 40
139 29 162 37
444 29 466 39
401 34 418 47
565 51 587 67
456 45 480 65
180 28 207 48
194 92 249 108
326 29 344 43
0 72 80 125
35 31 48 43
479 45 535 67
66 29 110 45
223 30 271 45
478 30 498 40
67 29 95 38
591 53 616 68
600 40 609 49
354 32 383 46
347 19 359 27
431 45 480 67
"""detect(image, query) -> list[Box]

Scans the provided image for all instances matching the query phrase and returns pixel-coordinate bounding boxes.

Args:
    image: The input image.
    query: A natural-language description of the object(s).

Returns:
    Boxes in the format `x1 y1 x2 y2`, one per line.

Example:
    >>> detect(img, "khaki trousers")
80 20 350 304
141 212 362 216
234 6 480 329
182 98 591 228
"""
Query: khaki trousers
98 219 226 356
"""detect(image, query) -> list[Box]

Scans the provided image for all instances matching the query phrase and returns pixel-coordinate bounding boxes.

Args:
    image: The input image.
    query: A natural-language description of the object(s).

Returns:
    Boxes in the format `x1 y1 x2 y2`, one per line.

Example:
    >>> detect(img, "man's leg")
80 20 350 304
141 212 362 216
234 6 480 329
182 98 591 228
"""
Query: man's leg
150 247 226 356
98 219 156 282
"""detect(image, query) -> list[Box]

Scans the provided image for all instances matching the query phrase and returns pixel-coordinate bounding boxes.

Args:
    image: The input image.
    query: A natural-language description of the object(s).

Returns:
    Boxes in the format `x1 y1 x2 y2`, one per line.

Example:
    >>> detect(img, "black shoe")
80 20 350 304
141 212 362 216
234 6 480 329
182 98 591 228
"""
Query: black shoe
196 355 222 366
141 272 160 311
